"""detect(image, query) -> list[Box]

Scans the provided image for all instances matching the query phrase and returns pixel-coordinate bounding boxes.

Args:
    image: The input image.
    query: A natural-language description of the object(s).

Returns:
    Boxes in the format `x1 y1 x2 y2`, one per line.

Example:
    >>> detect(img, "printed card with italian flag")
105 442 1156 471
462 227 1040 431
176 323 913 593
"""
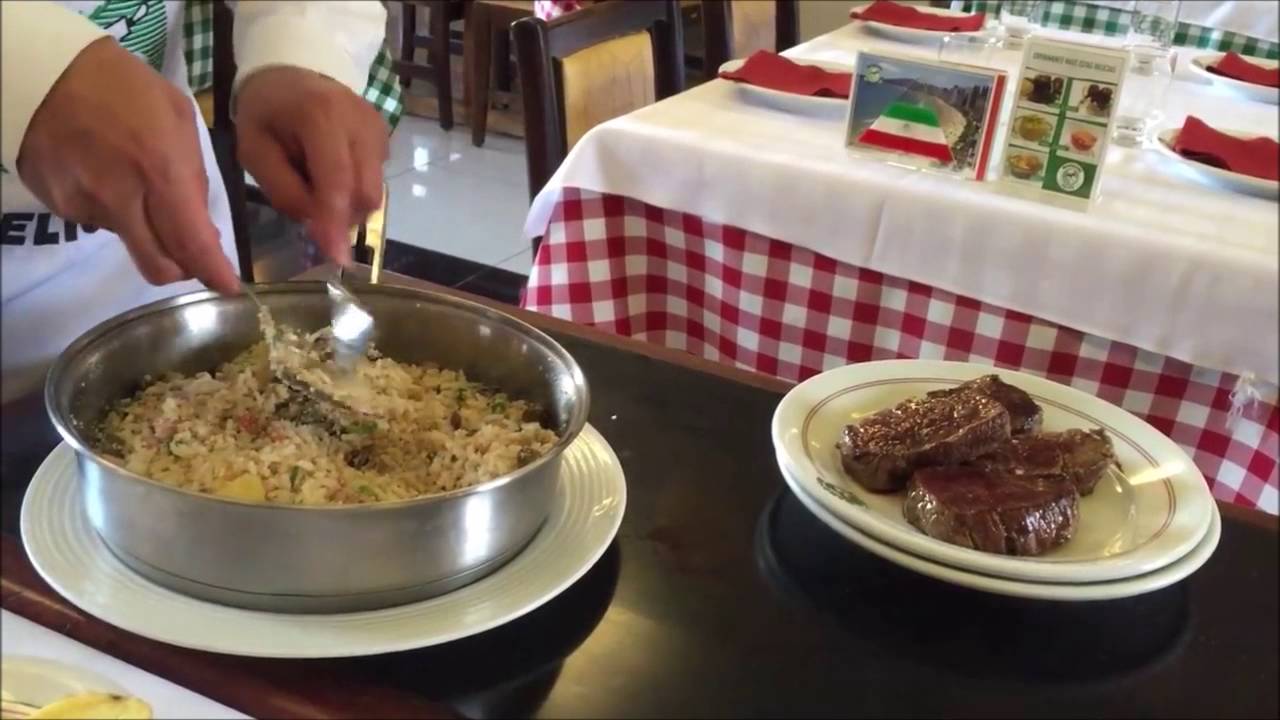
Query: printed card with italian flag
844 52 1007 181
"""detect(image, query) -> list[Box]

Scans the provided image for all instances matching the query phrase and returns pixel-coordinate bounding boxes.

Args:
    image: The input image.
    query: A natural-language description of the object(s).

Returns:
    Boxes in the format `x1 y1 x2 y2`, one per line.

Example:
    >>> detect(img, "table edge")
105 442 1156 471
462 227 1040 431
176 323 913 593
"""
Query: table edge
297 265 1278 530
0 535 457 719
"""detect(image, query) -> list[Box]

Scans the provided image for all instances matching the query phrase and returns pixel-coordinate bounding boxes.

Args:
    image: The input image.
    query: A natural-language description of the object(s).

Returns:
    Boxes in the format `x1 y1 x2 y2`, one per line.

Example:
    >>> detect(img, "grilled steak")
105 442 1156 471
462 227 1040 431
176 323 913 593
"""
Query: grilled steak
974 428 1119 496
837 394 1011 493
928 375 1044 435
903 466 1079 556
1054 428 1118 495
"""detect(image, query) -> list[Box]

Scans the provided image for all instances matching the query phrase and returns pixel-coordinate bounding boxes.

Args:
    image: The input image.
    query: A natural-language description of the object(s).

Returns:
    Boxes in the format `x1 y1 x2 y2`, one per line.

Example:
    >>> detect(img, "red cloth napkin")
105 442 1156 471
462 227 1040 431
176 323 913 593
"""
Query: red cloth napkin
1173 116 1279 182
1207 52 1280 88
850 0 985 32
718 50 852 98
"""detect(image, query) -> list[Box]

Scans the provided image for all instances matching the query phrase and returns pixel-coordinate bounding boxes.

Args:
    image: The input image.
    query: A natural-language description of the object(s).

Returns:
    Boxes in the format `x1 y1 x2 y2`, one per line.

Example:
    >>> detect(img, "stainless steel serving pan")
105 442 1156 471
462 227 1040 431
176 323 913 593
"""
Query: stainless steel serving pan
45 282 589 613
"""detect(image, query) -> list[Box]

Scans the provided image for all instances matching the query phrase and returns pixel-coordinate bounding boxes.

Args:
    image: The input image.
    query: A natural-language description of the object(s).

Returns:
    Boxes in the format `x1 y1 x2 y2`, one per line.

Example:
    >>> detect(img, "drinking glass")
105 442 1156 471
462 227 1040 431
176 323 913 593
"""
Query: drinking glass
938 30 1002 66
1126 0 1181 48
998 0 1043 46
1113 1 1181 146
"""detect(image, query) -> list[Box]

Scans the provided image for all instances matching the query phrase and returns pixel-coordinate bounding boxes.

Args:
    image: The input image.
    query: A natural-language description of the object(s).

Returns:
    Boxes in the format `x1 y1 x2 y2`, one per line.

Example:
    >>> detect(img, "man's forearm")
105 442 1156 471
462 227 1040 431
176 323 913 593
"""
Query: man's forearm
229 0 388 99
0 1 107 170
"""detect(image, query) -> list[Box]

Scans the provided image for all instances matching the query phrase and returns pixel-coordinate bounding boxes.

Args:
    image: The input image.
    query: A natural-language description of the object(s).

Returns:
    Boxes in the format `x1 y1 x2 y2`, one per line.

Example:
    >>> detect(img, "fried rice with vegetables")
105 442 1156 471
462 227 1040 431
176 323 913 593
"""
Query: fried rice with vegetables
96 328 559 506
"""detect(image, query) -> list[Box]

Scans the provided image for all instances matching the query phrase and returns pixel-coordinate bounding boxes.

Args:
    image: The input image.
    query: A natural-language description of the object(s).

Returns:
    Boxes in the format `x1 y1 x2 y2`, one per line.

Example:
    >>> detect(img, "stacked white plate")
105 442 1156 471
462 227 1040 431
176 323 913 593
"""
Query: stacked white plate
716 58 851 118
1151 125 1279 200
1188 52 1279 106
849 3 986 44
771 360 1221 601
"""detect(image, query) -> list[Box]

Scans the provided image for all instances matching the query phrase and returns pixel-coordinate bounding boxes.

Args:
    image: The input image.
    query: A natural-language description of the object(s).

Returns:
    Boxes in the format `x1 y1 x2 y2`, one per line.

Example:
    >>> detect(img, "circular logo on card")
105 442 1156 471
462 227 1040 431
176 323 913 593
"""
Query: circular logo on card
1056 162 1086 192
866 64 883 83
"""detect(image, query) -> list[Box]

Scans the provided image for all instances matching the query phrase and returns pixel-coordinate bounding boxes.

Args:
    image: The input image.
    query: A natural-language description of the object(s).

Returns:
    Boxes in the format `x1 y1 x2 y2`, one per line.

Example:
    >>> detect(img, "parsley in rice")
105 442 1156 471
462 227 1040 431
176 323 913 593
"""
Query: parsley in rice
96 329 558 505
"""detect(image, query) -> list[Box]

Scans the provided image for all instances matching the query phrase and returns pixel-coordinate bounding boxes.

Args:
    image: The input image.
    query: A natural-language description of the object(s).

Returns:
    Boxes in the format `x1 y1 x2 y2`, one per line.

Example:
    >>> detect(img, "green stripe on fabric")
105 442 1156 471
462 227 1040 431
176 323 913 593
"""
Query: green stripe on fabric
126 26 167 44
966 0 1278 58
882 102 939 127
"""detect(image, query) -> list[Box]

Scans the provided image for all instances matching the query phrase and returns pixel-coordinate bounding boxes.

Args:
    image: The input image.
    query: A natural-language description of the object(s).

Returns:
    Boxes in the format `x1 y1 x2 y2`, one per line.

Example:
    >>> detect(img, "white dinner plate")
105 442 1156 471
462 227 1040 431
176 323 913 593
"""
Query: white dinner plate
20 425 625 659
1 657 129 713
717 58 851 118
850 3 985 43
2 611 247 719
1188 53 1279 105
1152 126 1279 200
772 360 1215 584
777 453 1222 601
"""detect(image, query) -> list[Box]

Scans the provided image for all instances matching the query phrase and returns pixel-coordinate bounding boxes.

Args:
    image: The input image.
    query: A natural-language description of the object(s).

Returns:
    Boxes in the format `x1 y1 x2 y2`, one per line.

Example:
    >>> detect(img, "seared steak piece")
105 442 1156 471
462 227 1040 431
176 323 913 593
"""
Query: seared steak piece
928 375 1044 435
974 433 1063 476
974 428 1119 496
1054 428 1118 495
903 466 1079 556
837 394 1011 493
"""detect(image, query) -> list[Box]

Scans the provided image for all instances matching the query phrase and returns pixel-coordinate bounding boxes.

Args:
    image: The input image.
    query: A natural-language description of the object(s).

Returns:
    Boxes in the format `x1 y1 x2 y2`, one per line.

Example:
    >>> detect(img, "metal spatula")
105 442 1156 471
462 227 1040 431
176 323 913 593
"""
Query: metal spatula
326 269 374 377
328 182 387 377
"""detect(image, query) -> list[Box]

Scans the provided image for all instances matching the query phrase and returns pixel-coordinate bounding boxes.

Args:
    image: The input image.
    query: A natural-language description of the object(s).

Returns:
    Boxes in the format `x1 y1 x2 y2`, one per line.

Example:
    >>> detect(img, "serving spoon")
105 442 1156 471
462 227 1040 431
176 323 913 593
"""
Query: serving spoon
243 184 386 414
242 274 375 416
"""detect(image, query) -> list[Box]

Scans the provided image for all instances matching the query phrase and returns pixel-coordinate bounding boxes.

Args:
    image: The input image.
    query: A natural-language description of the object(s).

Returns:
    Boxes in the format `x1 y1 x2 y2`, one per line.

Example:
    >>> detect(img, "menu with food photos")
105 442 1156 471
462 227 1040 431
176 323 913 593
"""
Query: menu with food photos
999 37 1129 204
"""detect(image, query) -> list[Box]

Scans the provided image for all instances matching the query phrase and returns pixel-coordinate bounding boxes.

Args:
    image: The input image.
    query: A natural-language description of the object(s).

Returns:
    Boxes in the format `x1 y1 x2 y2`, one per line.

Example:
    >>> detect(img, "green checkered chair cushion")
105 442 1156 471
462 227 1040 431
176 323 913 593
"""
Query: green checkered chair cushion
183 0 404 129
959 0 1279 59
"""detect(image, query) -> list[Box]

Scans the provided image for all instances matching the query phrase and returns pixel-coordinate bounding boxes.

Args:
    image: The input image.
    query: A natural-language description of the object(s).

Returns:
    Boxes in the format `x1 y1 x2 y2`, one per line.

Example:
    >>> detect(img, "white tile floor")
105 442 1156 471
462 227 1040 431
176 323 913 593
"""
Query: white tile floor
383 116 535 275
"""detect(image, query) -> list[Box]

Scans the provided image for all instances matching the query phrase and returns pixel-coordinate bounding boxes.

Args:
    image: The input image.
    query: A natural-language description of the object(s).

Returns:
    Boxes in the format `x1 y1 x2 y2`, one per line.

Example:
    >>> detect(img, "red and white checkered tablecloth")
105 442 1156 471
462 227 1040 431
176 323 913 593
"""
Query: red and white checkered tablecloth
523 189 1280 514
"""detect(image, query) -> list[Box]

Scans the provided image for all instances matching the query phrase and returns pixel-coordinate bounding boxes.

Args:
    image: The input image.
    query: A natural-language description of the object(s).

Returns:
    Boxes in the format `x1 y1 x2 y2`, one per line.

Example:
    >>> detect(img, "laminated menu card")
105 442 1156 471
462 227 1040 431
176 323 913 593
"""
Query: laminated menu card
999 37 1129 204
844 52 1007 180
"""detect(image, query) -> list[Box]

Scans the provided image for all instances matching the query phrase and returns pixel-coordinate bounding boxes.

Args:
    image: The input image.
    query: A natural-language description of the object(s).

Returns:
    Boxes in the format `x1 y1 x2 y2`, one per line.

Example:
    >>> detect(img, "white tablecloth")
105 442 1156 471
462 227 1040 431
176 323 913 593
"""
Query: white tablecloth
526 23 1280 384
1 610 247 718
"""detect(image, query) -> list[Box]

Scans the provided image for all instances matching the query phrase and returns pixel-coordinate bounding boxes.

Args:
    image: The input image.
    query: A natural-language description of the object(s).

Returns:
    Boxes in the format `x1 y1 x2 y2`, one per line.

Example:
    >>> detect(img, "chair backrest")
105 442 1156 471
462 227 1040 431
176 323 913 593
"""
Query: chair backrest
701 0 798 76
513 0 684 202
210 0 254 280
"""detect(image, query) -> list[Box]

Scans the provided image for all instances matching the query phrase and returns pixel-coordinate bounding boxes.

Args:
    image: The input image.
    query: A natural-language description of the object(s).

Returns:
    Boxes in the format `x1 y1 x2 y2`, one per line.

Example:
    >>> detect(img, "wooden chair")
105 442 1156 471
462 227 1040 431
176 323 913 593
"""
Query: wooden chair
512 0 684 229
700 0 798 78
464 1 538 147
210 0 255 280
393 0 466 130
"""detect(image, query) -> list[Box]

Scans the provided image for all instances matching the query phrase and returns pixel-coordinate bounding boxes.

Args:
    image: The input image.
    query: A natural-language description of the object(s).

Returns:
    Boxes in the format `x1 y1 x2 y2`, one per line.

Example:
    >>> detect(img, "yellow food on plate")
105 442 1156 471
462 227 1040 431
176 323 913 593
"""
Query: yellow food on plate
28 693 151 720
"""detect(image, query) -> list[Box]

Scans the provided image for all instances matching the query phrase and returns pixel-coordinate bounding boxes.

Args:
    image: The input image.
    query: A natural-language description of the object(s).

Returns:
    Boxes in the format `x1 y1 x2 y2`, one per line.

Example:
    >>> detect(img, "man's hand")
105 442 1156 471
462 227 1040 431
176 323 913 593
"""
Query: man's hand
235 67 389 266
17 37 238 293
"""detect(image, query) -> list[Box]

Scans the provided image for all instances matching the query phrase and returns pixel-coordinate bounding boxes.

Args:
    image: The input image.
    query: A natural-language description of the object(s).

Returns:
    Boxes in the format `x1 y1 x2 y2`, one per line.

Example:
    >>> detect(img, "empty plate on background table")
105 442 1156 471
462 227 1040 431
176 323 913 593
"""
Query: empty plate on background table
21 426 625 659
1188 53 1280 105
772 360 1215 584
1152 127 1279 200
717 58 851 118
849 3 985 43
776 453 1222 601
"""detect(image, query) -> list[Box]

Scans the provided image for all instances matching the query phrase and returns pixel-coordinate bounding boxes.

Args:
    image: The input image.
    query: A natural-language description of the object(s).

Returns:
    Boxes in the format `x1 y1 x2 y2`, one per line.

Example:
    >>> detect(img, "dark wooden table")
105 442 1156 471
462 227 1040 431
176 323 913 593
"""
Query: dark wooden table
3 270 1277 719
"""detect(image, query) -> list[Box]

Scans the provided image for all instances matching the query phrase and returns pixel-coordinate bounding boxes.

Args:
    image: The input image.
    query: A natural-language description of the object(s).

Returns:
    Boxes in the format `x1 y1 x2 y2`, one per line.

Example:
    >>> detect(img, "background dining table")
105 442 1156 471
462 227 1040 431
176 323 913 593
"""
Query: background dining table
2 268 1277 719
519 18 1280 515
